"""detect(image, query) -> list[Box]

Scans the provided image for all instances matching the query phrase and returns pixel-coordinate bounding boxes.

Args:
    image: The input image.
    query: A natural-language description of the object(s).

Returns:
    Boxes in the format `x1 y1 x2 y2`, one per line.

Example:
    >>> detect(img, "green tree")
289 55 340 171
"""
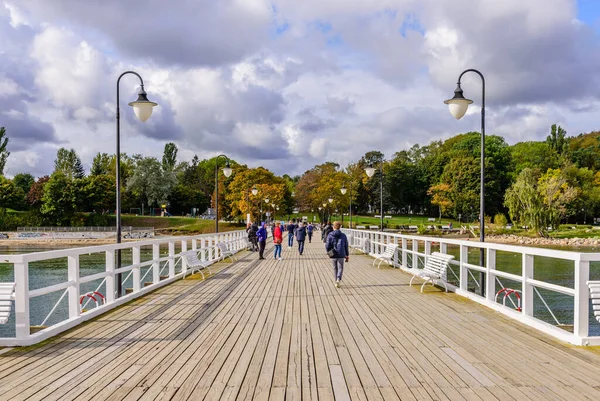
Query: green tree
538 169 579 229
90 153 112 176
504 168 546 235
127 157 176 209
511 141 559 176
84 175 116 213
54 148 85 179
546 124 568 155
26 176 50 209
0 127 9 176
40 172 77 225
0 177 20 210
162 142 178 172
12 173 35 210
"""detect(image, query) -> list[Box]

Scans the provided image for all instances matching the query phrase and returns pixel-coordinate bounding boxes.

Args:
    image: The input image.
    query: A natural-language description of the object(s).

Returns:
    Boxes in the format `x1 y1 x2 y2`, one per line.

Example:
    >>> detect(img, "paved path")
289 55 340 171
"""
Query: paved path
1 239 600 400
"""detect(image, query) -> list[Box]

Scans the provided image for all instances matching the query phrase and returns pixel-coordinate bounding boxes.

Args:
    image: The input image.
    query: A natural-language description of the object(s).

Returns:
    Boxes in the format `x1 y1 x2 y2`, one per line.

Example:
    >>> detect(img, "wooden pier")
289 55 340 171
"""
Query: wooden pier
1 240 600 400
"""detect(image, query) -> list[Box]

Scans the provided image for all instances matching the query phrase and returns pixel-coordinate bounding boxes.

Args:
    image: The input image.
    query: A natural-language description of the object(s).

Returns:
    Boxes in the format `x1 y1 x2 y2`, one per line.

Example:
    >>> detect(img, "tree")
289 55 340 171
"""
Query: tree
427 183 453 219
504 168 546 235
26 176 50 209
90 153 112 176
546 124 568 156
0 127 9 176
12 173 35 210
0 177 20 210
511 141 559 176
162 142 178 172
127 157 176 209
538 169 579 229
54 148 85 179
40 172 77 225
84 175 116 213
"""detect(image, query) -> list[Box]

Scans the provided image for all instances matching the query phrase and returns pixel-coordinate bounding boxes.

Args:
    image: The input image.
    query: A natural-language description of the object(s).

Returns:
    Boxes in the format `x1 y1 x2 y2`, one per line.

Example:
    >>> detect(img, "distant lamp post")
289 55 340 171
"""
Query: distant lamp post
444 68 486 295
252 186 258 196
365 162 384 231
115 71 157 298
214 154 232 233
341 182 352 228
328 197 334 204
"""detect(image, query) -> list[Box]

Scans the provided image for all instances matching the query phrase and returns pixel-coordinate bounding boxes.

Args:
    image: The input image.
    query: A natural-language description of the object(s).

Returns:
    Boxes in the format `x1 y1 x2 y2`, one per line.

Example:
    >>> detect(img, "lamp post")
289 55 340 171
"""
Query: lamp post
365 163 384 231
214 155 232 233
341 182 352 229
115 71 157 298
444 68 485 295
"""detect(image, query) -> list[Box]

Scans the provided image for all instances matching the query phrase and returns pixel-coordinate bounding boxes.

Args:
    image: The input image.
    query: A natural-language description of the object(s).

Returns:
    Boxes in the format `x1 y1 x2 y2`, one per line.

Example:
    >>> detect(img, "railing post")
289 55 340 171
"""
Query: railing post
14 259 30 340
412 239 418 269
402 238 407 268
460 245 468 290
152 244 160 284
192 238 198 251
168 241 175 277
181 240 188 275
200 237 207 262
486 249 496 302
522 254 534 317
574 258 590 340
132 246 141 292
68 255 80 318
105 250 115 303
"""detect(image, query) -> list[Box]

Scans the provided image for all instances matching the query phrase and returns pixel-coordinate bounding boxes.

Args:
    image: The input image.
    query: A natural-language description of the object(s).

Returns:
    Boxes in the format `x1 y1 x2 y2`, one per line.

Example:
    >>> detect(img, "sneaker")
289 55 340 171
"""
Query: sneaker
279 257 283 261
335 280 340 288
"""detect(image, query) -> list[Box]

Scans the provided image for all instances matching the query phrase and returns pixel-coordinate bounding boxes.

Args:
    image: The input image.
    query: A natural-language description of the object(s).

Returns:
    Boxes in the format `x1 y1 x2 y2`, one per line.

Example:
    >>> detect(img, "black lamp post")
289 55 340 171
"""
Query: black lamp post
444 68 485 296
214 154 232 233
365 163 384 231
341 182 352 228
115 71 157 298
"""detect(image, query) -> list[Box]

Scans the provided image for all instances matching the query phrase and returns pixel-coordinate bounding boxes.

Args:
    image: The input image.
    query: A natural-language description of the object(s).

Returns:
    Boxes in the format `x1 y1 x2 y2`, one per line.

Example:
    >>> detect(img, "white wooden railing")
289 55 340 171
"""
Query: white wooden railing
0 230 247 346
343 228 600 346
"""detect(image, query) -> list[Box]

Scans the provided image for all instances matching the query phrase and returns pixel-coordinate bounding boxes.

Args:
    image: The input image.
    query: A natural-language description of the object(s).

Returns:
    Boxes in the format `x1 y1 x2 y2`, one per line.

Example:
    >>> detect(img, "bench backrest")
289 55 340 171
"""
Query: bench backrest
217 242 229 252
181 250 202 267
0 283 15 325
424 252 454 278
588 281 600 323
382 244 398 258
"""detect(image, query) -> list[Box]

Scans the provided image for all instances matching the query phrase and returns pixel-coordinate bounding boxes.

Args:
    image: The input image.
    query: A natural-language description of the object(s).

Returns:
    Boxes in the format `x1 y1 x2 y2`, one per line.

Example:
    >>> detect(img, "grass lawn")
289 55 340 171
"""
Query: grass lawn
119 215 243 234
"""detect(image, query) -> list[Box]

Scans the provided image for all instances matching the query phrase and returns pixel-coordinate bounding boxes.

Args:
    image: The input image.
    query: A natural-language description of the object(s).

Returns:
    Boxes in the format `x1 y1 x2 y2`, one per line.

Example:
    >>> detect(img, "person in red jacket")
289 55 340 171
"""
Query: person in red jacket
273 221 283 260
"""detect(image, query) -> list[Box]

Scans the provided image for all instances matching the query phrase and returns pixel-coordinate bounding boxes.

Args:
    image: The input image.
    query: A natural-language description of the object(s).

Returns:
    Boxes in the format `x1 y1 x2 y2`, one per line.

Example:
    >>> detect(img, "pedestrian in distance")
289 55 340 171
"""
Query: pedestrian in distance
325 221 349 288
295 222 307 256
307 222 314 243
257 222 267 260
273 222 283 260
247 222 258 251
286 220 296 248
322 221 333 243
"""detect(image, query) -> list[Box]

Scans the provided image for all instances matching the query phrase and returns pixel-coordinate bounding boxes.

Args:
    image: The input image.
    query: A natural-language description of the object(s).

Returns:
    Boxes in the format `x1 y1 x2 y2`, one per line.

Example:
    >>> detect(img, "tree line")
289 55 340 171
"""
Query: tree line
0 124 599 235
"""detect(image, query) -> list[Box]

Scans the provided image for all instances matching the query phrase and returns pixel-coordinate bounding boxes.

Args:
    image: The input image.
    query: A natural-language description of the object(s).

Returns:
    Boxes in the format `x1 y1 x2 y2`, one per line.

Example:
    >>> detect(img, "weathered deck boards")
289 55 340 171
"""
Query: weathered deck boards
2 238 600 400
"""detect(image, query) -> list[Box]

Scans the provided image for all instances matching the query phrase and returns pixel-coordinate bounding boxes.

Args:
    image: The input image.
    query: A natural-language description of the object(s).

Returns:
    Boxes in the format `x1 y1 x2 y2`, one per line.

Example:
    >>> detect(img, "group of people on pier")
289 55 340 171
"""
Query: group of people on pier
245 219 349 287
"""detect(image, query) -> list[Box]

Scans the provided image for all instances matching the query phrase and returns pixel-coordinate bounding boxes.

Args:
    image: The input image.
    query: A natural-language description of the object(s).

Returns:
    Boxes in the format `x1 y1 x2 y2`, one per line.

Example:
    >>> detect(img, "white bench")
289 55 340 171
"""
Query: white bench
369 225 379 230
181 251 213 279
349 236 368 254
356 225 366 229
216 242 236 262
410 252 455 292
588 281 600 324
408 225 418 231
0 282 15 324
371 243 398 268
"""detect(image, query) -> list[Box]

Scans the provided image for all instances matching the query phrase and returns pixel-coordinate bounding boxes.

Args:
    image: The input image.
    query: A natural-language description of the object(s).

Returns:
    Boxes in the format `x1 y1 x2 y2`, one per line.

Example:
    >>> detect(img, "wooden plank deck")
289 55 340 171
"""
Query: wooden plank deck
2 239 600 400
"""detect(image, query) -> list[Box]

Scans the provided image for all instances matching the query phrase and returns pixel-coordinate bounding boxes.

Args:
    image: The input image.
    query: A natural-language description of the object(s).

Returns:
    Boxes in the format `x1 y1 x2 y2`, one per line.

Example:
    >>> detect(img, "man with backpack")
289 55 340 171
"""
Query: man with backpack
325 221 349 288
322 221 333 243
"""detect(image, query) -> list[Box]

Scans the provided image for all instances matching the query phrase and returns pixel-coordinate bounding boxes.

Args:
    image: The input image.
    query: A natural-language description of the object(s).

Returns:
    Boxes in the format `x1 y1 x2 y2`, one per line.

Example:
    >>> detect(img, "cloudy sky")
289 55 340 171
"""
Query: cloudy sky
1 0 599 178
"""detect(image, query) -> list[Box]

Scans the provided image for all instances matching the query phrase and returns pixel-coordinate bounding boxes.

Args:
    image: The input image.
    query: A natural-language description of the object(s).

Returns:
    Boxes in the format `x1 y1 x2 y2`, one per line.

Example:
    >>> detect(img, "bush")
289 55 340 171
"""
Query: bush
493 213 508 227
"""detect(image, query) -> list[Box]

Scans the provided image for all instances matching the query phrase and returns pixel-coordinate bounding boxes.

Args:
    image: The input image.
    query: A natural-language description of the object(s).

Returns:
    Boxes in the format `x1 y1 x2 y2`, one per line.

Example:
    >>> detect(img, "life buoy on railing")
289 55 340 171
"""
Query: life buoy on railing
79 291 106 312
495 288 522 312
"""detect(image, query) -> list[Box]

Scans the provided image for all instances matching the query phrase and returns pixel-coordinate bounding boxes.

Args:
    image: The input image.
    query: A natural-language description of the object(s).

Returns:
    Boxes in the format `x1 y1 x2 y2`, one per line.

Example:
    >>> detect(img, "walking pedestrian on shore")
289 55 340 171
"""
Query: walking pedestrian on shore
325 221 349 288
286 220 296 248
295 222 307 256
307 223 314 243
273 222 283 260
257 222 267 260
247 222 258 251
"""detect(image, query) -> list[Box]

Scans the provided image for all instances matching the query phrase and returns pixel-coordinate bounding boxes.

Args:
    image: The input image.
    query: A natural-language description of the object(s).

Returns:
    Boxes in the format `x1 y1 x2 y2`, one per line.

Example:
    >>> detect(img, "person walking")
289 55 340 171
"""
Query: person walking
307 223 314 243
257 222 267 260
322 221 333 243
247 222 258 251
294 222 307 256
273 222 283 260
286 220 296 248
325 221 349 288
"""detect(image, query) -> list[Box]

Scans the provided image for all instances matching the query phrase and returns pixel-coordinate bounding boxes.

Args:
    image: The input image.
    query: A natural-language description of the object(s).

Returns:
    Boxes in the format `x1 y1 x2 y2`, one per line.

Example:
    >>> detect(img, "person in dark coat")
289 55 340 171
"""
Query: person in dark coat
322 222 333 243
247 222 258 251
307 223 314 243
286 220 296 247
325 221 349 288
257 222 267 260
294 222 307 256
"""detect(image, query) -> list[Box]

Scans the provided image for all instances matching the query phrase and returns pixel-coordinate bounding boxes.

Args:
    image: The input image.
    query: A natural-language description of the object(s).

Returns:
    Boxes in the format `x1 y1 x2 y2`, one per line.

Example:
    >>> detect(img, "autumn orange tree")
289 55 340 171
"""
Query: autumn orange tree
427 183 453 220
225 167 290 222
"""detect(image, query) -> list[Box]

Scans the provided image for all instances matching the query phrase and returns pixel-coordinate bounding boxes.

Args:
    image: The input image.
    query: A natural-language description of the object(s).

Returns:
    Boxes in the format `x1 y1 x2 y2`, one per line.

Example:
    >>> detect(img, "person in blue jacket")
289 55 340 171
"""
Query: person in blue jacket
307 223 314 243
294 222 307 256
325 221 349 288
257 222 267 260
286 220 296 247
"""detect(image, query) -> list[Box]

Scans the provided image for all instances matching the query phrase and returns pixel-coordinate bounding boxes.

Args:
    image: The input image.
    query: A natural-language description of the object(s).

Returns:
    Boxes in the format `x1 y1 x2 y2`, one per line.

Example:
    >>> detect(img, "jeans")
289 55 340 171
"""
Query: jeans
307 232 313 243
259 241 266 258
297 240 305 255
288 233 294 246
332 258 345 281
274 244 282 258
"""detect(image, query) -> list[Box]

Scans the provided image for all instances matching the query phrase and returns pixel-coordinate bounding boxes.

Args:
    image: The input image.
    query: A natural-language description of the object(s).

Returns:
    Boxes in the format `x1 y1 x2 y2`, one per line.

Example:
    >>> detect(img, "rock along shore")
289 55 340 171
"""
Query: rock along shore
486 234 600 247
